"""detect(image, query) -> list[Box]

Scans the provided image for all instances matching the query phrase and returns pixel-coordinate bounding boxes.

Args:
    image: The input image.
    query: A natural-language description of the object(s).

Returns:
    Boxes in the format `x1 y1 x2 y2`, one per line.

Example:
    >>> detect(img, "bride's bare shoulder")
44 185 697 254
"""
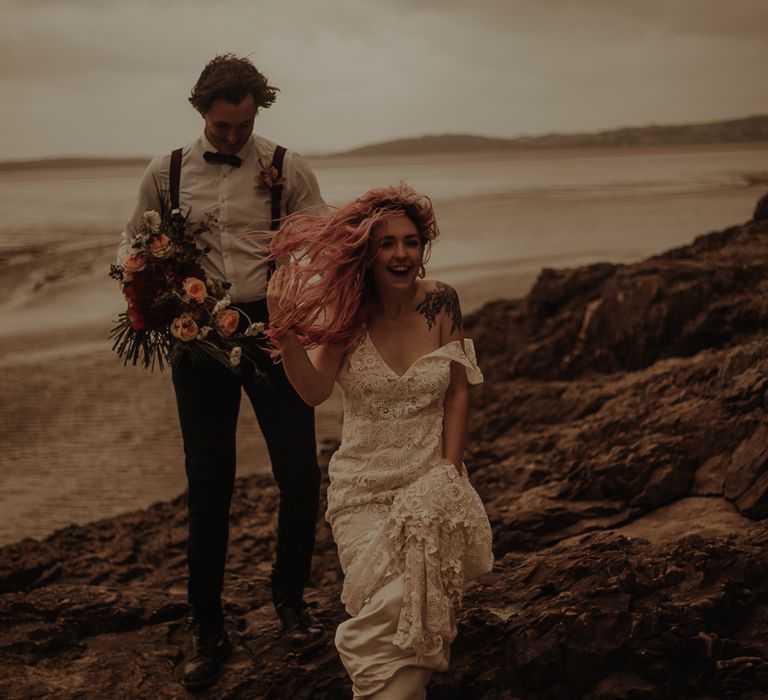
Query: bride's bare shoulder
415 279 462 335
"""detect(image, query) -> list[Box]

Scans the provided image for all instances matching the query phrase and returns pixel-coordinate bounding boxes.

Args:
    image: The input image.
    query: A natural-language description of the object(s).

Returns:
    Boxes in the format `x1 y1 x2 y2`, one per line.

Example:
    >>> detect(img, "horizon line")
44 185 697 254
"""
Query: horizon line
1 112 766 166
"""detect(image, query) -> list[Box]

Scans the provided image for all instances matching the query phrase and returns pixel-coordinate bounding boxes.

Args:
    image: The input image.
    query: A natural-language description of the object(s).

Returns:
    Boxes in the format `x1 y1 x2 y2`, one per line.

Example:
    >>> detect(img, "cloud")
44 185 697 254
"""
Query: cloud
393 0 768 40
0 0 766 158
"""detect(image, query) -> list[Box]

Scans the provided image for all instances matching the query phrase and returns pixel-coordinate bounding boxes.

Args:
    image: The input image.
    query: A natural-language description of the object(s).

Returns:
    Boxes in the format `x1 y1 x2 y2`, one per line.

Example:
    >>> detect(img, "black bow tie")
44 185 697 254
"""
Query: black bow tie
203 151 242 168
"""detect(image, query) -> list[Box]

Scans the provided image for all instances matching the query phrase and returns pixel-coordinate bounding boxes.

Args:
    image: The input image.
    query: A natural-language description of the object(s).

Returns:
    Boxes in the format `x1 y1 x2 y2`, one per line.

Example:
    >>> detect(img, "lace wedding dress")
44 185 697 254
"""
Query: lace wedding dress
326 333 494 698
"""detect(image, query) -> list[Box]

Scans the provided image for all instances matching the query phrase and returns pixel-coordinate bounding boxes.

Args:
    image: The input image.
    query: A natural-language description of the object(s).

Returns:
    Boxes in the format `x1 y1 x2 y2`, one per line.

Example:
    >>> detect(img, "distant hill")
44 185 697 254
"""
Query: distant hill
333 115 768 157
1 116 766 169
0 157 150 172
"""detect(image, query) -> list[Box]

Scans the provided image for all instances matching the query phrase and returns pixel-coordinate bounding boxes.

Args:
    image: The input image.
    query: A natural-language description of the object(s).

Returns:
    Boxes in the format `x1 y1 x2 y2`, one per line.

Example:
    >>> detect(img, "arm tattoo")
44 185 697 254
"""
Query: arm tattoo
415 281 462 333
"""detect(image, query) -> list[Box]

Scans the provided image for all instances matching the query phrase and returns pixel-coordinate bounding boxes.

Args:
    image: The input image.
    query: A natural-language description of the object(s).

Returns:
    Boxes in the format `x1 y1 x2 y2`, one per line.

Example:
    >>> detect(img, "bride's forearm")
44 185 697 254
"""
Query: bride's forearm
275 330 334 406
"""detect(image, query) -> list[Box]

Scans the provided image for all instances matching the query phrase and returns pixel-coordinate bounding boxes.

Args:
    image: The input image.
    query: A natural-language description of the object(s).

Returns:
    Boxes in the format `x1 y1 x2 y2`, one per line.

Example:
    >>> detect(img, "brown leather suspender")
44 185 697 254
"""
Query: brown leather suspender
169 147 183 222
267 145 287 275
269 145 287 232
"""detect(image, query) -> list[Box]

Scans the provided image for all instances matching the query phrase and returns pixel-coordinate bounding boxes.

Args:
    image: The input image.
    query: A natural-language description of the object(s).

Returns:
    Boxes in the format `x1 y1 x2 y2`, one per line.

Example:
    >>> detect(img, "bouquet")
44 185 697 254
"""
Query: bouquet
109 209 265 372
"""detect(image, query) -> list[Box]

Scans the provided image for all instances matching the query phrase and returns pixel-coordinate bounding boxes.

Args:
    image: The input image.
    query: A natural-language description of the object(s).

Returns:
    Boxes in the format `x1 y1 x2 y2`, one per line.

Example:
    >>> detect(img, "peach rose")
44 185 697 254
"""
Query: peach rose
215 308 240 337
183 277 207 303
122 253 146 274
170 313 198 342
148 234 173 258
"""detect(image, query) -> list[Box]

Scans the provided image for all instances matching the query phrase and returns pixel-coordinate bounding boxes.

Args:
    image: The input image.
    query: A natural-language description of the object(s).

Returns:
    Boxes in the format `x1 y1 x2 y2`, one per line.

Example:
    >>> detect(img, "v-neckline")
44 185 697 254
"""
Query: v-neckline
365 332 457 379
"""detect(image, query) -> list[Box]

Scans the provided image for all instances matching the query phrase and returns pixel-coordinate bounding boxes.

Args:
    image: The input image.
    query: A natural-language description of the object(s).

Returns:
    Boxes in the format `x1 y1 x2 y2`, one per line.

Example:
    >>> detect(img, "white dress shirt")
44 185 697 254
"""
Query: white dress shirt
118 133 326 302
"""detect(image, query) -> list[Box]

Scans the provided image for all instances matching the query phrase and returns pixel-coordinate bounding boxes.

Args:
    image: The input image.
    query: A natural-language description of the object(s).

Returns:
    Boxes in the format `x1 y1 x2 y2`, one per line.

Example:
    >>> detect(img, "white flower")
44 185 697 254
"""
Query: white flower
229 346 242 366
142 210 162 233
245 321 265 336
212 295 231 316
129 233 147 251
197 326 212 339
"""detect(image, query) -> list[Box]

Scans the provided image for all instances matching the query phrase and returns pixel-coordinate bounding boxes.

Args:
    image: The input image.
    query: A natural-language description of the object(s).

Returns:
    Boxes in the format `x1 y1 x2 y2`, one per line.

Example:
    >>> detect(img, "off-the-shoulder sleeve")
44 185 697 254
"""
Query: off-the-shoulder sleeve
460 339 484 384
433 339 484 384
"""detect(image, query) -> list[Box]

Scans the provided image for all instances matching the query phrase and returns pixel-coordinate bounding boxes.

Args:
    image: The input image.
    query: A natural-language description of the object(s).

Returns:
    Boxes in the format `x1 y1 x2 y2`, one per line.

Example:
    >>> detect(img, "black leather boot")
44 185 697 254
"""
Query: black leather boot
180 624 231 690
271 573 325 650
275 598 326 650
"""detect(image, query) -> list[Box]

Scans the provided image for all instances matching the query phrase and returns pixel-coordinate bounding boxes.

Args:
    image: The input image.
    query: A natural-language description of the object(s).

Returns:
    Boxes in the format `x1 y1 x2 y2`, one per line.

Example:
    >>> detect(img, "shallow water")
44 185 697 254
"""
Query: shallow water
1 144 765 275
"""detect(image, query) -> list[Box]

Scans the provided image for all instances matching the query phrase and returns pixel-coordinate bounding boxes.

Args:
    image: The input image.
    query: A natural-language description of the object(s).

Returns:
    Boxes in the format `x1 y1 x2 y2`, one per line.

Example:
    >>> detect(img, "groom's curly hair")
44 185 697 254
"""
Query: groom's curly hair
189 54 279 114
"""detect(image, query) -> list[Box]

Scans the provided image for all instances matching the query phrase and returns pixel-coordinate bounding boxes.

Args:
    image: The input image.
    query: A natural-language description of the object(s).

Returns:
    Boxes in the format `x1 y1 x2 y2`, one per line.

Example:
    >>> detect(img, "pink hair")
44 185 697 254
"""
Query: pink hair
265 183 439 355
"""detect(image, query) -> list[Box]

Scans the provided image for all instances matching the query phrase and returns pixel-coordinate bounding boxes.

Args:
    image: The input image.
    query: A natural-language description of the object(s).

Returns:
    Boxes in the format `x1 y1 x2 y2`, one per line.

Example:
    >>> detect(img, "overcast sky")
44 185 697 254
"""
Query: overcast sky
1 0 767 160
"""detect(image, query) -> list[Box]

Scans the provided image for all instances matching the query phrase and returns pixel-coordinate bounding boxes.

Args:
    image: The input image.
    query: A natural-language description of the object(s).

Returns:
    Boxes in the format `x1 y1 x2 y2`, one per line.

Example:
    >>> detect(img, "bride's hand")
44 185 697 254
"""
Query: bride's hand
266 265 293 319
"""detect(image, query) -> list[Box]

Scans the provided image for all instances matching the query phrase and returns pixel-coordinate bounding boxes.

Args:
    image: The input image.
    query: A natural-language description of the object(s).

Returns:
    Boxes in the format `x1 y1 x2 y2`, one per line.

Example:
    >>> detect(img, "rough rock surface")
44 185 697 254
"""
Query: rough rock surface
2 195 768 699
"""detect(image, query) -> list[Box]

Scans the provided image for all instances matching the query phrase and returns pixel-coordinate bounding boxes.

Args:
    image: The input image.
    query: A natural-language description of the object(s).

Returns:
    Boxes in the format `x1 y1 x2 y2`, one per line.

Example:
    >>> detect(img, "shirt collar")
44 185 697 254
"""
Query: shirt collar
201 132 254 162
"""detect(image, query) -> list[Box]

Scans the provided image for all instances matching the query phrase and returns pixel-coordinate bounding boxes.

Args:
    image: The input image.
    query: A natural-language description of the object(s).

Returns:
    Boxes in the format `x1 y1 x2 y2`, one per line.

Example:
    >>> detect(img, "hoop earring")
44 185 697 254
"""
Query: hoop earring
418 264 426 278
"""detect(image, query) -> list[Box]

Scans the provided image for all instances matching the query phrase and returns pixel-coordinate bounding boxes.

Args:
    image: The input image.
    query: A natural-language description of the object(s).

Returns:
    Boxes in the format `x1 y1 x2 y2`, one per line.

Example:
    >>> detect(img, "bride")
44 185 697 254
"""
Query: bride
265 184 493 699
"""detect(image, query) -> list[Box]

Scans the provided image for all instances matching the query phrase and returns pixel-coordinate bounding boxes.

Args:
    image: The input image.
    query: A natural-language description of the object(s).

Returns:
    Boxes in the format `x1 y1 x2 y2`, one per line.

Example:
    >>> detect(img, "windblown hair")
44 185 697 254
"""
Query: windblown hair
265 183 439 355
189 54 279 115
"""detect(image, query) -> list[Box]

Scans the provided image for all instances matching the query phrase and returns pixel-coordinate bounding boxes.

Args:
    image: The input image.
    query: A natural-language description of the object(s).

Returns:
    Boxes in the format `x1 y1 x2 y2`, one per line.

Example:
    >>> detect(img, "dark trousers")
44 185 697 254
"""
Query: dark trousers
171 300 320 632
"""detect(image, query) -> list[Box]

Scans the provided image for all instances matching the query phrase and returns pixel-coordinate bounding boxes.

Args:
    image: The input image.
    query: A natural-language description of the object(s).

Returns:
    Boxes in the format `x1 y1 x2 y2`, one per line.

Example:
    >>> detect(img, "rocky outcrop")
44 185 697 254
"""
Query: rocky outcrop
470 215 768 382
466 334 768 555
753 191 768 223
464 202 768 554
2 194 768 698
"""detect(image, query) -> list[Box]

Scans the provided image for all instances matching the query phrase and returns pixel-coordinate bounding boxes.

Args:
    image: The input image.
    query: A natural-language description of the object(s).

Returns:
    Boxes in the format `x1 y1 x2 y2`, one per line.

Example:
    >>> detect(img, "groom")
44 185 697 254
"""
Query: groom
119 54 326 690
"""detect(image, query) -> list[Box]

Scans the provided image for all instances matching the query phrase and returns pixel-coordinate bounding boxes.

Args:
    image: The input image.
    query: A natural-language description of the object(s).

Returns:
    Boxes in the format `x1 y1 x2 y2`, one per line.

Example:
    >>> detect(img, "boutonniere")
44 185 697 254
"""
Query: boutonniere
255 157 285 192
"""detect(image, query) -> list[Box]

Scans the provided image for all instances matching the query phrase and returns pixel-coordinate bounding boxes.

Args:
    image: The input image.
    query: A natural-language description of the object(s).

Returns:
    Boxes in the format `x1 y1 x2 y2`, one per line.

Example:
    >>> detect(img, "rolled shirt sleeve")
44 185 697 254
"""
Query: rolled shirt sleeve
117 156 165 264
285 151 329 217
